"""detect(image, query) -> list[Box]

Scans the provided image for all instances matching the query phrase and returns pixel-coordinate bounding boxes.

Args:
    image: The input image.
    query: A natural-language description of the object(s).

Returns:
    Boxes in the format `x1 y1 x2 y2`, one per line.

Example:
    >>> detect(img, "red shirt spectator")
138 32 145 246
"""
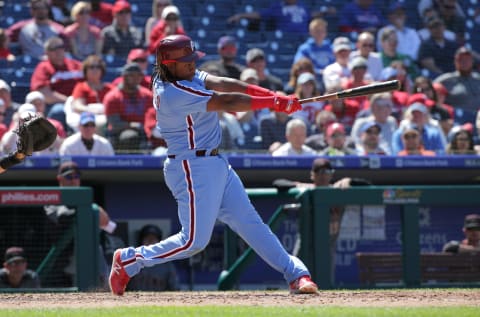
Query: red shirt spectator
71 81 113 105
324 99 360 130
89 1 113 28
148 5 185 54
31 57 83 100
112 48 151 89
104 86 153 123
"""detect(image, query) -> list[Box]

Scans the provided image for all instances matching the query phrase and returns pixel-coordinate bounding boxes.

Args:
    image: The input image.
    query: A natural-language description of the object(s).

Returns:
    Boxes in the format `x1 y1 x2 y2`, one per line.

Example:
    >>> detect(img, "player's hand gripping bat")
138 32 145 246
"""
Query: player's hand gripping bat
299 80 400 104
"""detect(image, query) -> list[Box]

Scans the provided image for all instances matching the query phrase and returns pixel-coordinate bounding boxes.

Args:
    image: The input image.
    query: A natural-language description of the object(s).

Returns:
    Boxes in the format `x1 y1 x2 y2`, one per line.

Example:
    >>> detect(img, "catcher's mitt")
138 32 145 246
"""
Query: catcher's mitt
15 114 57 156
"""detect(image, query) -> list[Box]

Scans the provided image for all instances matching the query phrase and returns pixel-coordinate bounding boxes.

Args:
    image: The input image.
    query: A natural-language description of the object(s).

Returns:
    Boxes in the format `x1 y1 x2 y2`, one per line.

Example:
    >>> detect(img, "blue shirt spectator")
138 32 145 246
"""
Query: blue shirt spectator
294 18 334 81
392 103 447 155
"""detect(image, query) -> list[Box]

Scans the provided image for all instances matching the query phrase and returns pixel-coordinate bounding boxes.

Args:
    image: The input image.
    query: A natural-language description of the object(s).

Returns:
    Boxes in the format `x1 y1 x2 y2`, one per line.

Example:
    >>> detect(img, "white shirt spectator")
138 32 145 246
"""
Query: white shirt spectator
59 133 115 156
272 143 317 156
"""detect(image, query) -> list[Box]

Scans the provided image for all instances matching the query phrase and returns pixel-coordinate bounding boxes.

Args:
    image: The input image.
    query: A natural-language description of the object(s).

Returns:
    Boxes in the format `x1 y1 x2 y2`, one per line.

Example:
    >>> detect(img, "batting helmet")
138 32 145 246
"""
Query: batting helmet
156 34 205 64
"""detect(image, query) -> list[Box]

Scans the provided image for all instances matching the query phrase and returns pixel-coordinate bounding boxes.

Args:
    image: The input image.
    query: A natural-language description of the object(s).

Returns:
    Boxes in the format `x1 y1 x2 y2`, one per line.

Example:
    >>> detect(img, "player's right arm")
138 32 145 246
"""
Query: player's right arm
205 74 300 114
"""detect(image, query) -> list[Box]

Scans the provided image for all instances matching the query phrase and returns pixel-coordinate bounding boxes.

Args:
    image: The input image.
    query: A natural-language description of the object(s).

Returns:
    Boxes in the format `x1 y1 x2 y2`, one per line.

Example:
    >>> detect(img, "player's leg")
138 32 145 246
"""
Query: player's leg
110 158 227 293
217 162 315 292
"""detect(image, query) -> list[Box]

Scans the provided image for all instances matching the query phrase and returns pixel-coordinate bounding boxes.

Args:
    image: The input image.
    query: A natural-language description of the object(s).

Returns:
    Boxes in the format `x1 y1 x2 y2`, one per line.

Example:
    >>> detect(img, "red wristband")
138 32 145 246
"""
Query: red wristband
251 96 275 110
246 84 274 97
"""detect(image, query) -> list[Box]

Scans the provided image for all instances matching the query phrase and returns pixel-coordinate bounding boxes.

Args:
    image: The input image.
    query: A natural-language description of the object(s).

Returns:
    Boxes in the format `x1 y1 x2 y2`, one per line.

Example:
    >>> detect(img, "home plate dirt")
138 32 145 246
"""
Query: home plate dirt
0 290 479 308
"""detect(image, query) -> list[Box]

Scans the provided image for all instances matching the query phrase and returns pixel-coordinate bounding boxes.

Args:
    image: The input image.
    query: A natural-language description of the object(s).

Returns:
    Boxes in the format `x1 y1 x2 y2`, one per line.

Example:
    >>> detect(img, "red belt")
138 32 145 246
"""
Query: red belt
168 149 219 159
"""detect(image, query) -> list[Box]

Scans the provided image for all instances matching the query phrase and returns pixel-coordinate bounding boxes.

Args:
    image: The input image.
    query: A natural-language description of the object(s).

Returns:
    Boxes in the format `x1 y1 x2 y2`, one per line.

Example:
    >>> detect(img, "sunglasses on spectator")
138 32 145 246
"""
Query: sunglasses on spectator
166 15 179 21
314 168 335 175
403 134 418 139
7 259 26 266
456 137 470 142
48 45 65 51
361 43 374 48
63 173 81 180
87 65 102 70
133 58 147 63
79 9 91 15
118 10 131 15
82 123 96 128
32 5 48 10
366 129 380 135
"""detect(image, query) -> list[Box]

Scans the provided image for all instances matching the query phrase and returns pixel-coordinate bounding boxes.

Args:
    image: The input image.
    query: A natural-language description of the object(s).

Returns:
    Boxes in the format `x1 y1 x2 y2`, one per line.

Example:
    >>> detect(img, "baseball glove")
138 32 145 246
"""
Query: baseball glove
15 114 57 156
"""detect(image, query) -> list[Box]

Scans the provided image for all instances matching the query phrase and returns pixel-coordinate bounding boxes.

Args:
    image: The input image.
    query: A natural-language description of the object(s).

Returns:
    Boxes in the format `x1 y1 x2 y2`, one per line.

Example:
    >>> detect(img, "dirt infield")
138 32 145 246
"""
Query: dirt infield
0 289 479 308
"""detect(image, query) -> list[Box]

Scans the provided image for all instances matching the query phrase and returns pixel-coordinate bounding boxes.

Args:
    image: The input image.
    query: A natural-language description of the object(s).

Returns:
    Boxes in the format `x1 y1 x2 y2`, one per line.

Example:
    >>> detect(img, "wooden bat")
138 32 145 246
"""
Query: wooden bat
299 80 400 104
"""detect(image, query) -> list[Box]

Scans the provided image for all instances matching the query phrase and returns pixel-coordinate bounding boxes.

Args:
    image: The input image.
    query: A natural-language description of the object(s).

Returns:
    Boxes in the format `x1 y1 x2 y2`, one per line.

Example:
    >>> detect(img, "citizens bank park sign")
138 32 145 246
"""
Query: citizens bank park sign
0 190 61 205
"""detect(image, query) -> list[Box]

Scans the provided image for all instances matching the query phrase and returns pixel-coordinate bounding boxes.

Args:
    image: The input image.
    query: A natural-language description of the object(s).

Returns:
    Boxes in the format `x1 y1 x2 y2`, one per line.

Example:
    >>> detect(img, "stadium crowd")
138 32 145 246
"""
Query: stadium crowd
0 0 479 156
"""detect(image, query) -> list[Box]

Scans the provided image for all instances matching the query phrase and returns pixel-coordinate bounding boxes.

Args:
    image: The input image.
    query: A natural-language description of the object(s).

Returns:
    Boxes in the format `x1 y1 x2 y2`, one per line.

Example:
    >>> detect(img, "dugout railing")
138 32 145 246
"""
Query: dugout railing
218 185 480 290
0 187 98 292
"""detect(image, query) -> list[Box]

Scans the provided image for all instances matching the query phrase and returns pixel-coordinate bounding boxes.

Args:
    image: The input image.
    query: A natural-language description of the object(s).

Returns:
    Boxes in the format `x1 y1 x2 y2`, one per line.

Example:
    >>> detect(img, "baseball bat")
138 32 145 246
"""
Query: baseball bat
299 80 400 104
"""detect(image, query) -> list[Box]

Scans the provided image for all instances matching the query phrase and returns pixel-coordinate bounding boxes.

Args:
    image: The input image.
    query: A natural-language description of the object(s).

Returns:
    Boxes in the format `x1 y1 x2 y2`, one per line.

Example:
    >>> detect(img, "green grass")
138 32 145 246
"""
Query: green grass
0 306 478 317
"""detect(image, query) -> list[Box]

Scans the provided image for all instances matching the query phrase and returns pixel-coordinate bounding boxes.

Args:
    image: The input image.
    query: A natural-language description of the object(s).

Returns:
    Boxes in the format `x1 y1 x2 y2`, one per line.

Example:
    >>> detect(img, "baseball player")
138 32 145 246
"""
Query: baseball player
109 34 318 295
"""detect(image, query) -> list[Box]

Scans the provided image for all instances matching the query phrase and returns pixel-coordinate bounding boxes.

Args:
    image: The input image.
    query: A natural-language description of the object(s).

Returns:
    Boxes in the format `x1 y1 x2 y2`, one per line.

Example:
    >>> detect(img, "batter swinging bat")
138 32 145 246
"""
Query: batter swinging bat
299 80 400 104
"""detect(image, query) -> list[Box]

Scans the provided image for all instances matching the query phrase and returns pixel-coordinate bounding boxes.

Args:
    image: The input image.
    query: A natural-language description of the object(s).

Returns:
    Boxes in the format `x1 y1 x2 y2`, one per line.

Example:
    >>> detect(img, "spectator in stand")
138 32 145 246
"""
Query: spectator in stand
0 100 8 141
49 0 72 26
379 26 419 80
104 62 153 153
59 111 115 156
227 0 310 34
319 122 356 156
350 32 382 81
378 66 409 119
390 60 414 94
342 56 371 110
412 77 454 138
434 46 480 125
1 103 63 155
0 29 15 62
323 37 353 91
0 247 41 289
245 48 283 93
260 110 292 152
19 0 64 60
127 224 179 291
63 1 103 61
446 125 479 155
351 92 397 155
88 0 113 29
218 110 246 150
30 37 83 132
0 80 20 128
418 0 465 22
397 124 436 156
338 0 385 34
443 214 480 253
145 0 173 48
293 17 334 83
305 110 337 151
112 49 152 89
101 0 143 58
68 54 113 134
199 36 244 80
437 0 466 44
284 57 315 95
355 121 388 155
292 72 323 130
323 85 360 132
148 5 185 54
418 17 459 78
376 2 421 61
272 118 317 156
417 7 456 42
392 102 447 155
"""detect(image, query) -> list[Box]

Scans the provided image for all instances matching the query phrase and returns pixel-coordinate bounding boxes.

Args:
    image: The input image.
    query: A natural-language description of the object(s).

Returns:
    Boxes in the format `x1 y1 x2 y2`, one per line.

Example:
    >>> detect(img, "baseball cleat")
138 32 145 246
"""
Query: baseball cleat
289 275 318 294
109 249 130 296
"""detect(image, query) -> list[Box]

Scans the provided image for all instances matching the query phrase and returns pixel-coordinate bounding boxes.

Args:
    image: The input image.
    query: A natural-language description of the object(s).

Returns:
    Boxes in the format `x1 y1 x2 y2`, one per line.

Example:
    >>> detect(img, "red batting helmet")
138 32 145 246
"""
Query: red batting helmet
156 34 205 64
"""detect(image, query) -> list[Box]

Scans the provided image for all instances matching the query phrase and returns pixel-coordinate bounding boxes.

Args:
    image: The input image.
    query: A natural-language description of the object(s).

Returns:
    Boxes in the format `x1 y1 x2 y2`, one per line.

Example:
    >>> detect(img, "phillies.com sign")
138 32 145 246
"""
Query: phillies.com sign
0 190 61 205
